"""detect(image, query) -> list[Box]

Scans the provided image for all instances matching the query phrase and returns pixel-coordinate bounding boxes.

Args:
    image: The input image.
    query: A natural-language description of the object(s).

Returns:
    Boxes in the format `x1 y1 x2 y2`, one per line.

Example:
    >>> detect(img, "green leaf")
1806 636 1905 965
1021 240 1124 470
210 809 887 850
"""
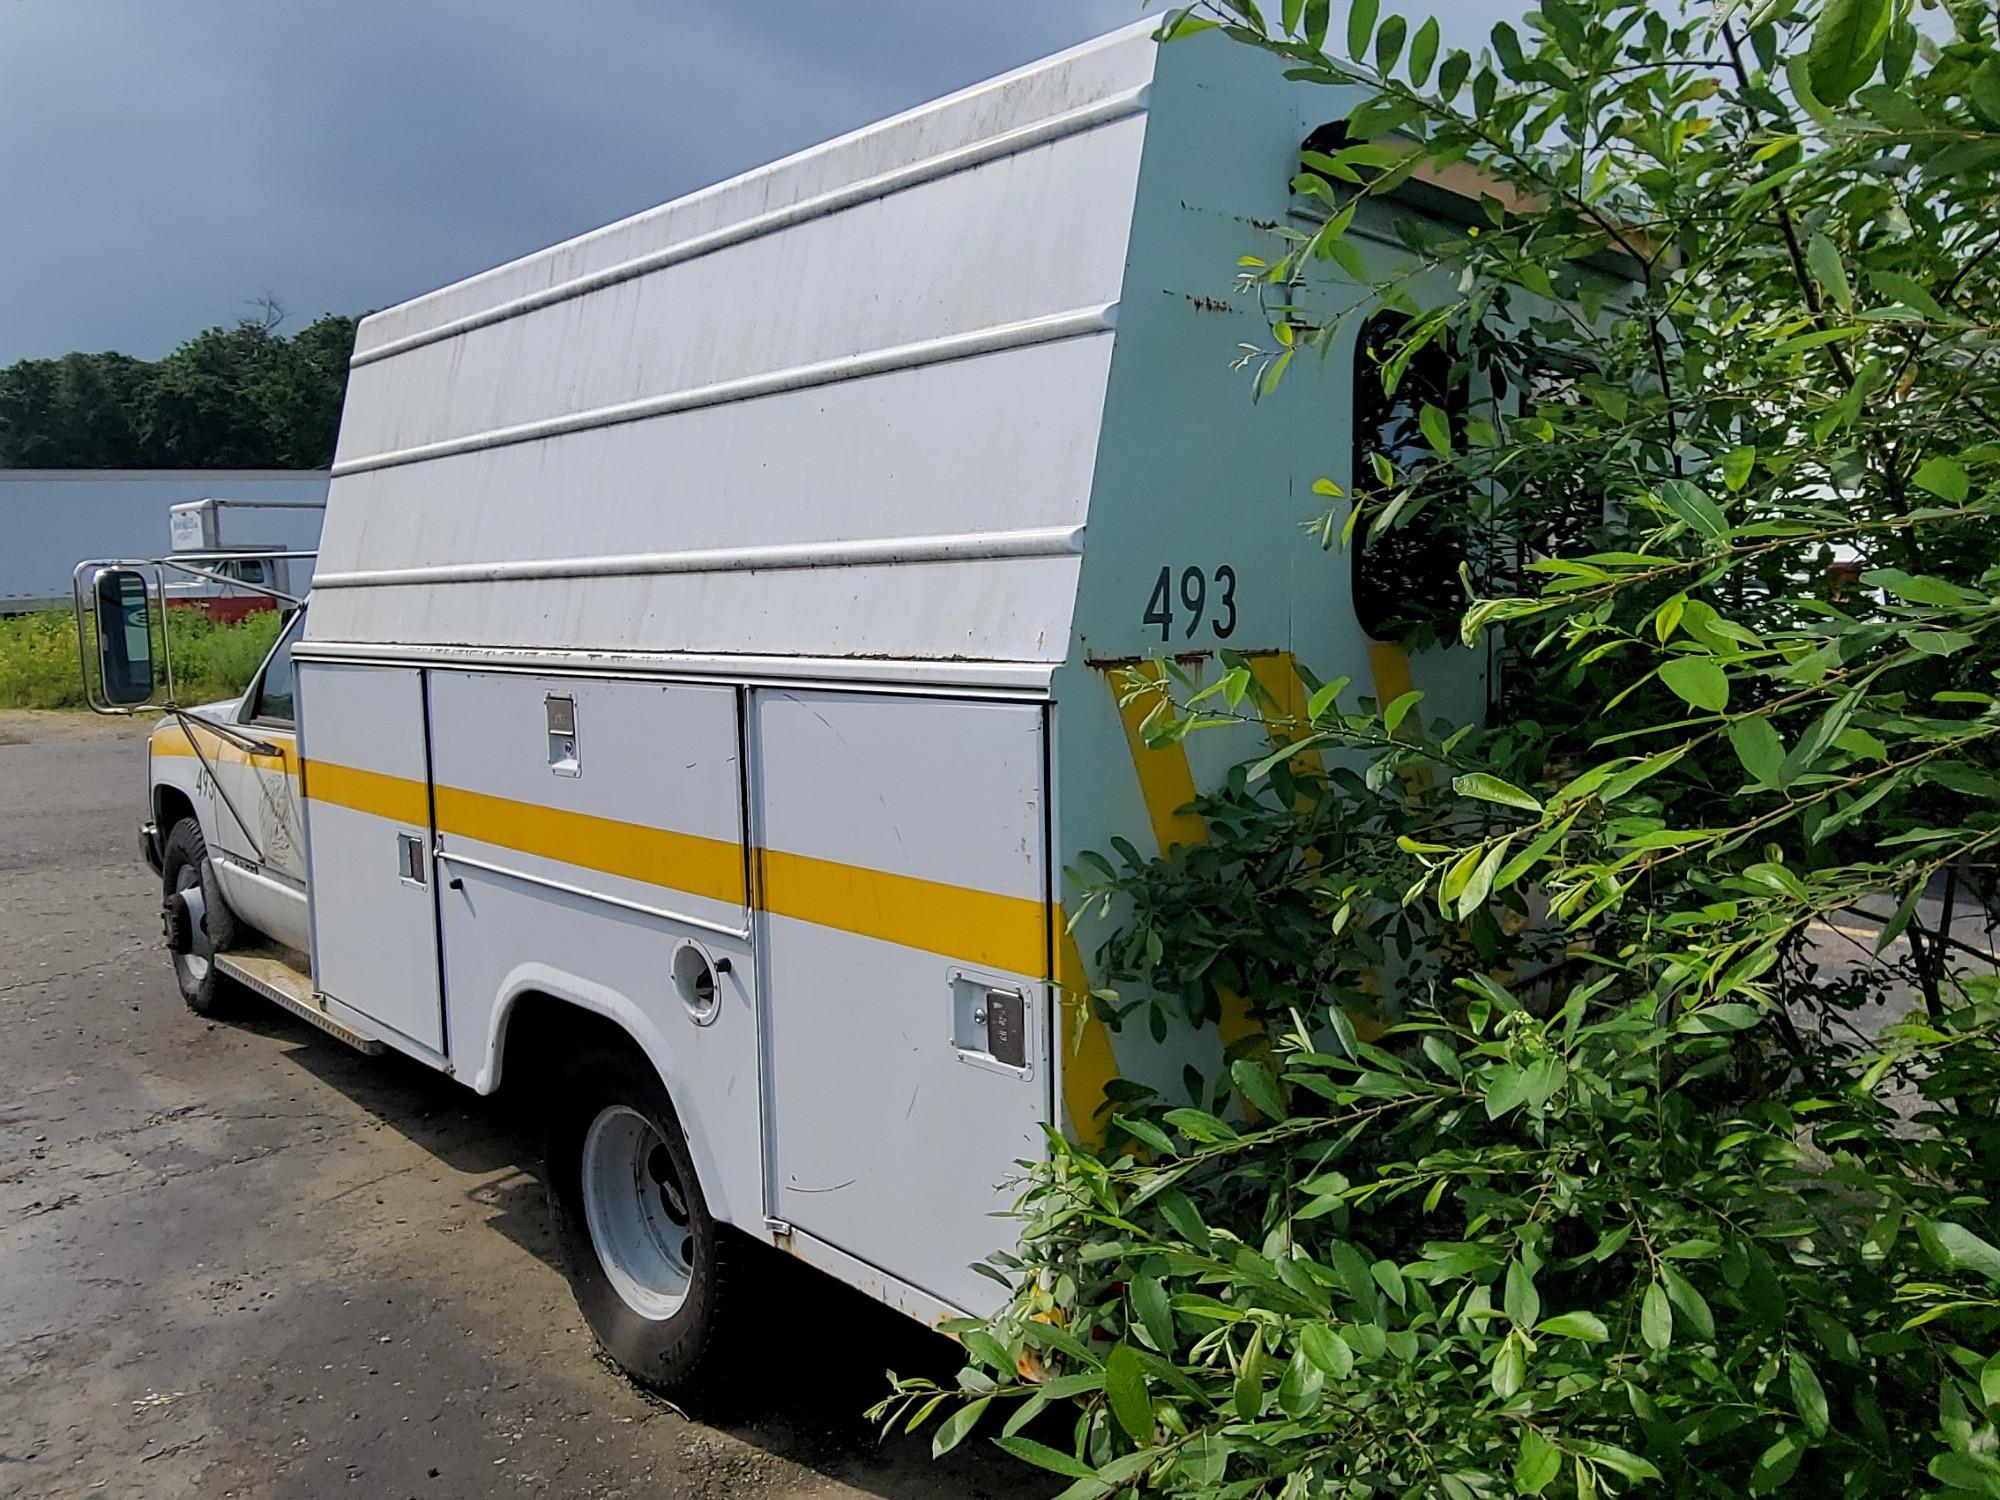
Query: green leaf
1277 1346 1326 1417
1419 401 1452 456
1102 1342 1153 1442
1661 1265 1715 1340
1438 47 1470 99
1301 1322 1355 1379
1721 444 1757 491
1346 0 1377 61
1452 772 1543 813
1749 1434 1805 1495
1570 1442 1661 1483
1973 58 2000 129
1870 270 1947 319
1163 1107 1238 1144
1233 1332 1266 1420
1677 1002 1763 1034
1929 1451 2000 1494
1911 456 1971 503
1515 1428 1562 1494
1656 478 1729 540
1155 1187 1211 1250
1538 1311 1610 1342
1863 566 1978 606
1805 232 1852 312
1659 656 1729 713
931 1395 990 1457
1505 1258 1542 1330
1407 16 1439 84
1484 1062 1533 1121
1788 1352 1829 1437
1230 1057 1287 1119
1131 1274 1175 1355
1807 0 1890 103
992 1436 1102 1482
1935 1221 2000 1282
1491 1330 1526 1399
1373 13 1405 71
1728 717 1786 788
1383 687 1424 736
1641 1282 1673 1352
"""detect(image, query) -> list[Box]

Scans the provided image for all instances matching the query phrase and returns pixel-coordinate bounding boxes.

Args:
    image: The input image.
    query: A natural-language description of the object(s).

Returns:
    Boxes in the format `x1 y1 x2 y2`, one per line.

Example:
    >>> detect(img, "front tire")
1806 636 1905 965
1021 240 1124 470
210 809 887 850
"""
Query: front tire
545 1046 750 1404
160 817 239 1017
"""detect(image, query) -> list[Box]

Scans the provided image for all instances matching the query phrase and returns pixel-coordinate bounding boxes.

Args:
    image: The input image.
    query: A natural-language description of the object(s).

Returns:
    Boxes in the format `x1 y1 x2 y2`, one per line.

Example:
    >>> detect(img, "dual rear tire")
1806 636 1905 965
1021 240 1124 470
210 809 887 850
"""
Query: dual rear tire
544 1046 753 1402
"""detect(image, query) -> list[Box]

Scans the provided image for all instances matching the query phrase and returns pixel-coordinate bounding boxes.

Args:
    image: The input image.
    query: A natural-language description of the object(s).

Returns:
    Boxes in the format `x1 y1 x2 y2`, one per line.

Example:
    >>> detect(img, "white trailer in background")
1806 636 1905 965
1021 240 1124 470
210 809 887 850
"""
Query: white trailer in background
90 19 1504 1397
2 469 326 614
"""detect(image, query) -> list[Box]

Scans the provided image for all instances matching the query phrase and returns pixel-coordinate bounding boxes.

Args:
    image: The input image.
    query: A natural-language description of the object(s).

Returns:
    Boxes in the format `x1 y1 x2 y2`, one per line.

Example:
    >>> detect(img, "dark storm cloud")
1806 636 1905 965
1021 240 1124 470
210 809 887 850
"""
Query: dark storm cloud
0 0 1502 363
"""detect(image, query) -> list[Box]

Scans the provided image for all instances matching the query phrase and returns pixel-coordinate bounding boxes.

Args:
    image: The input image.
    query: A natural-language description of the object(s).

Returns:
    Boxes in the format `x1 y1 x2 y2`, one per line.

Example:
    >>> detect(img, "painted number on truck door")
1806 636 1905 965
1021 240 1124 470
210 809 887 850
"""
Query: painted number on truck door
1143 564 1237 641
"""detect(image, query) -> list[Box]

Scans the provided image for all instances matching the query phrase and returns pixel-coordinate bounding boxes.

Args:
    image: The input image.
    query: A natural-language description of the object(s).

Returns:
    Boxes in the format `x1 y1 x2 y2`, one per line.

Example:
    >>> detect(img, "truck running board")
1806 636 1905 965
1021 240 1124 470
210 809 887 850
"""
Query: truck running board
215 947 387 1056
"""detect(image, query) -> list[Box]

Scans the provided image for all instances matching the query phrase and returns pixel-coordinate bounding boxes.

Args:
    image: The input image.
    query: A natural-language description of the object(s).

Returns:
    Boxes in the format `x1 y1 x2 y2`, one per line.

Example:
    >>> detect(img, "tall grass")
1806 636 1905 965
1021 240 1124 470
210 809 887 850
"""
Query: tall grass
0 607 284 710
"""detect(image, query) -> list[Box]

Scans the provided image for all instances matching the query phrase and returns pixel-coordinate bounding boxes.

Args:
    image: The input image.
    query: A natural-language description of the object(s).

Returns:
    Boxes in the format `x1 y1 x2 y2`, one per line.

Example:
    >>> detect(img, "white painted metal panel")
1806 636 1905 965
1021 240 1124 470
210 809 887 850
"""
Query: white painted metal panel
307 336 1106 663
295 663 444 1056
426 671 760 1229
426 672 745 933
756 690 1049 1315
336 120 1144 458
349 23 1159 360
311 25 1153 668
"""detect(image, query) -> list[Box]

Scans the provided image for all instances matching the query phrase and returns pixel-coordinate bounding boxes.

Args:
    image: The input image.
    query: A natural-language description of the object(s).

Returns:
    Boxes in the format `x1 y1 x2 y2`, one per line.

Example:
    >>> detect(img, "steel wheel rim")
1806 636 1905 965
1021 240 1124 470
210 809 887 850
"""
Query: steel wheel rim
172 862 211 986
580 1105 694 1321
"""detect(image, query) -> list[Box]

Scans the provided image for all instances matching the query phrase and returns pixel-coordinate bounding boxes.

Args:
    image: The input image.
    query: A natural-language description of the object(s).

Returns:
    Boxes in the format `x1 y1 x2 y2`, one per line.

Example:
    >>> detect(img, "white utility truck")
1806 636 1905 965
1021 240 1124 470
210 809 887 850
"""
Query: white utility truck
78 20 1507 1396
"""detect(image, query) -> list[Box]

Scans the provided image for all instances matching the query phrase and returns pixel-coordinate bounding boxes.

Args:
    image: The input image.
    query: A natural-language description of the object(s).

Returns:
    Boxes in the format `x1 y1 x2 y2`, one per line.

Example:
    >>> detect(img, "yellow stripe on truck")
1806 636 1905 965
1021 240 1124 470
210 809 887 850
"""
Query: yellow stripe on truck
150 724 297 775
1056 924 1119 1150
301 759 1042 978
758 847 1045 979
1109 660 1209 855
433 784 746 909
304 759 430 827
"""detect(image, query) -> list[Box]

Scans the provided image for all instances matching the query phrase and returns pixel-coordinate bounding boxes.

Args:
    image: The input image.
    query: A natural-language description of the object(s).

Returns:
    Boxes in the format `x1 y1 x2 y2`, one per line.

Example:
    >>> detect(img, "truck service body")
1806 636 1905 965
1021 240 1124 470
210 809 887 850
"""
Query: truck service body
113 21 1497 1390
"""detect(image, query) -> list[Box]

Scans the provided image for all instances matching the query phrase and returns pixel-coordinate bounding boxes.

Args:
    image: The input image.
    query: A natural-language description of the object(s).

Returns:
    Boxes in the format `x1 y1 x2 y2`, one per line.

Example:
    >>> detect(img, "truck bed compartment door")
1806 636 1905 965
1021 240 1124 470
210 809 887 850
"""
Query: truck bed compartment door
755 690 1050 1316
296 663 445 1056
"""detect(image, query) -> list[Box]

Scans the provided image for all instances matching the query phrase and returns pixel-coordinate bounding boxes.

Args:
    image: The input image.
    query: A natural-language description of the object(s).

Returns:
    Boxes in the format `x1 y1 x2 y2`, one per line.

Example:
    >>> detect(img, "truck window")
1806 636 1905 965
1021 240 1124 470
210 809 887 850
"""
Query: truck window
1351 310 1469 643
247 612 304 726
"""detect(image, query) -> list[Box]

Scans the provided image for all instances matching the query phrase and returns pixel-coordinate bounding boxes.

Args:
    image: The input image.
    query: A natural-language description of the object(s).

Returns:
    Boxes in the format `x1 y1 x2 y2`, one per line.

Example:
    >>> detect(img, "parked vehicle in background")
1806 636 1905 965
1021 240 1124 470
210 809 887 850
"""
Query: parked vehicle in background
161 498 321 622
73 20 1563 1403
0 469 325 615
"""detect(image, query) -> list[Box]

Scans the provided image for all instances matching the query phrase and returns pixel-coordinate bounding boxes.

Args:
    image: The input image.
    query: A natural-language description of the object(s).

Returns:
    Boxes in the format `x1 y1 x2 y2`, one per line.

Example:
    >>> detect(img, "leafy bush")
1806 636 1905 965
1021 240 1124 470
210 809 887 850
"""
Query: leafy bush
0 607 283 709
882 1 2000 1495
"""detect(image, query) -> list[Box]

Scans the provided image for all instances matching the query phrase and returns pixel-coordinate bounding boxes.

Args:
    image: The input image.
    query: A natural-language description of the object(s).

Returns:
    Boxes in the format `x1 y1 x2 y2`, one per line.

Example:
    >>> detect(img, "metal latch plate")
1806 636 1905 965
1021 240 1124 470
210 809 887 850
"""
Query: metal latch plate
948 971 1033 1077
984 988 1026 1069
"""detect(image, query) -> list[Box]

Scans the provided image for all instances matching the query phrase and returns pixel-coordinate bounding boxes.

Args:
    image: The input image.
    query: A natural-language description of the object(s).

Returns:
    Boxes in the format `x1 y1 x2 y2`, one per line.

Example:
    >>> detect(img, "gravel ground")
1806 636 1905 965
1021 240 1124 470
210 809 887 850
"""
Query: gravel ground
0 709 1047 1500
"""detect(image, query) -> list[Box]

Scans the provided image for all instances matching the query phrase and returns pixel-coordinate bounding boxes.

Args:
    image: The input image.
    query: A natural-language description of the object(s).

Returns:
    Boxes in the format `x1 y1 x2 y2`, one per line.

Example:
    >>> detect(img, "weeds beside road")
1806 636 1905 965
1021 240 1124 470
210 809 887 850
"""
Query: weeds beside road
0 607 282 709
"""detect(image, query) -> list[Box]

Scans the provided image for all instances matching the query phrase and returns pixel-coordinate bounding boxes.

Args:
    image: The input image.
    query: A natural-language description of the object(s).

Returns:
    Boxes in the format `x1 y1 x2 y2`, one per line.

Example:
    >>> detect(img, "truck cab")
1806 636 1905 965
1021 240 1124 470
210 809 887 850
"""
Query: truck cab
143 605 310 1010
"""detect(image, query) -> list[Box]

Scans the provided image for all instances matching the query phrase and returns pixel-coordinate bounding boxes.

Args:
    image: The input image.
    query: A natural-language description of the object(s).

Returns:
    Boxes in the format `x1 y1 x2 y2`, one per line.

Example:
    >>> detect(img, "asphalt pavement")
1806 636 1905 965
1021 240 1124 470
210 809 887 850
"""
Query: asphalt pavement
0 710 1044 1500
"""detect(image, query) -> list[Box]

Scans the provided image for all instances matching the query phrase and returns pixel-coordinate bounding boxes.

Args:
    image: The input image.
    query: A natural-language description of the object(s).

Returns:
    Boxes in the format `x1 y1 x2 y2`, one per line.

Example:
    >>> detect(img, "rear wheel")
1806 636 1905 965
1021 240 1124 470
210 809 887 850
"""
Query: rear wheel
160 818 239 1016
545 1045 751 1404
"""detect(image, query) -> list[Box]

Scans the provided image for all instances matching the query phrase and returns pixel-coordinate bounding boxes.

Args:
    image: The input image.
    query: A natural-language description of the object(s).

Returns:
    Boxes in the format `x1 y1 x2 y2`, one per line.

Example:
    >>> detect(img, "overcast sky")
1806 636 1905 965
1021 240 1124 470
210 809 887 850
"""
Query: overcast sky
0 0 1503 366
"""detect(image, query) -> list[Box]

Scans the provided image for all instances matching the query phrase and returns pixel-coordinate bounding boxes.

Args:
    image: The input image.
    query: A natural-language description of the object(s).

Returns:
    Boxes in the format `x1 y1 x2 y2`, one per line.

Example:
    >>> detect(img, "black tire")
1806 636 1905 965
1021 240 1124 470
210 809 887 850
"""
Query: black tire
160 817 239 1017
545 1045 751 1405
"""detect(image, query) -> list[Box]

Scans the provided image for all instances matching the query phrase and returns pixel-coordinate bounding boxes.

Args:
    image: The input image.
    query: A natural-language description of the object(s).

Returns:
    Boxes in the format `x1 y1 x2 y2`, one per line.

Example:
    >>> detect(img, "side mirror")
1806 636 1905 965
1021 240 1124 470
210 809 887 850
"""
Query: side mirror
93 568 157 706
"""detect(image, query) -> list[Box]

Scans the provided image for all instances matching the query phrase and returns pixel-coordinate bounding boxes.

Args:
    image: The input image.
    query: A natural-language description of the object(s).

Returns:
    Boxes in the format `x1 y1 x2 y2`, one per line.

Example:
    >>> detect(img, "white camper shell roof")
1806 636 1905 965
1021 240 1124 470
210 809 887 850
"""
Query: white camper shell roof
309 21 1398 688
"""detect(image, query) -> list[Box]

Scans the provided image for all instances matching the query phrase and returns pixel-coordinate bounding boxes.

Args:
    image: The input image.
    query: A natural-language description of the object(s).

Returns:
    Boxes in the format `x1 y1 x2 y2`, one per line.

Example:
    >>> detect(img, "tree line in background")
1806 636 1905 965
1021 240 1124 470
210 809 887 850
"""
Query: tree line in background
0 303 357 470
